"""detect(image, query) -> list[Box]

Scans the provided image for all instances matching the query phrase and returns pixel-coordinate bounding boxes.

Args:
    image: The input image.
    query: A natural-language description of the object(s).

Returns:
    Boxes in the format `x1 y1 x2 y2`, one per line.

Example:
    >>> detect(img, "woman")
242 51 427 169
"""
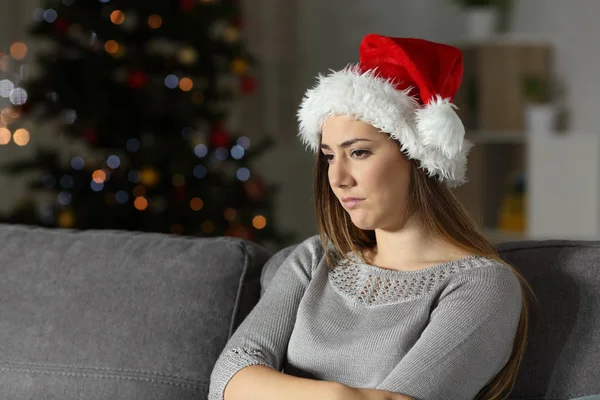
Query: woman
209 34 533 400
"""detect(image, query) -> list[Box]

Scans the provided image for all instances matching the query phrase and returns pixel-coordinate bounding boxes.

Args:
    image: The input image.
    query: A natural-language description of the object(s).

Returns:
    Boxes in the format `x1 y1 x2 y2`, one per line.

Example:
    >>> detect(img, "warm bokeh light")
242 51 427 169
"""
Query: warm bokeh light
172 173 185 187
0 127 11 145
179 77 193 91
10 42 28 60
92 169 107 183
104 40 119 54
110 10 125 25
140 168 159 186
58 210 75 228
223 208 236 221
114 44 126 58
148 15 162 29
0 107 18 125
13 128 30 146
223 26 239 42
178 47 197 64
190 197 204 211
231 58 248 75
252 215 267 229
134 196 148 211
132 185 146 197
201 220 215 233
8 107 20 119
0 52 8 71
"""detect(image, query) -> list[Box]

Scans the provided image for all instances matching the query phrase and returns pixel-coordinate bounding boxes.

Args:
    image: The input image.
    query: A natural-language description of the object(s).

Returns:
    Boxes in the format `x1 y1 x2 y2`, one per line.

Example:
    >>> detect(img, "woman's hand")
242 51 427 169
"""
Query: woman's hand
337 386 414 400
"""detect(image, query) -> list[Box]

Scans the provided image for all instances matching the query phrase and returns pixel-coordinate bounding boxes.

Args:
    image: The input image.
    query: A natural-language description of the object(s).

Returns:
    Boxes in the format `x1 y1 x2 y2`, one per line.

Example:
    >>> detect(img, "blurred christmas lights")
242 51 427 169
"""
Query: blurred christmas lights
237 136 250 149
106 155 120 169
179 77 193 91
10 42 28 60
71 156 85 170
43 9 57 23
236 167 250 181
193 165 207 179
13 128 29 145
164 74 179 89
0 127 10 145
134 197 148 211
252 215 267 230
230 145 244 159
190 198 203 211
148 15 162 29
110 10 125 25
194 144 208 158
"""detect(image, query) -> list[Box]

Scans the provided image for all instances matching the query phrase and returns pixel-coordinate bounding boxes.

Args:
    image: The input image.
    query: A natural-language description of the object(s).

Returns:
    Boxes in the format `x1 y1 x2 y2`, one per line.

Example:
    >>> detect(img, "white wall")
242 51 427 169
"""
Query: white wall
296 0 463 90
510 0 600 134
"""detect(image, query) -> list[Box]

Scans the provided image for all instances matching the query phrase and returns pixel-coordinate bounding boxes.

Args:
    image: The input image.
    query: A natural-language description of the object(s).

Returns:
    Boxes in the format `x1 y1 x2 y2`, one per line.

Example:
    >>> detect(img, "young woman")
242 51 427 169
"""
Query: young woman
209 34 532 400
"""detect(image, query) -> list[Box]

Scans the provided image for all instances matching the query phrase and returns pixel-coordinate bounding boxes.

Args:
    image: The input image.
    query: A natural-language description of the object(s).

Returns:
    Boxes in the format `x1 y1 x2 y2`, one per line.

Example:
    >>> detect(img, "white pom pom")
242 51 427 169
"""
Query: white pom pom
415 95 465 158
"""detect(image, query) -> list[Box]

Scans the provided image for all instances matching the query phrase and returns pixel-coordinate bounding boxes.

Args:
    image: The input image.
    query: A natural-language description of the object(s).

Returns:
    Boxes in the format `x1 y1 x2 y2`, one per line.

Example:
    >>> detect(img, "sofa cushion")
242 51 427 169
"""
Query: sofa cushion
0 223 271 400
261 239 600 399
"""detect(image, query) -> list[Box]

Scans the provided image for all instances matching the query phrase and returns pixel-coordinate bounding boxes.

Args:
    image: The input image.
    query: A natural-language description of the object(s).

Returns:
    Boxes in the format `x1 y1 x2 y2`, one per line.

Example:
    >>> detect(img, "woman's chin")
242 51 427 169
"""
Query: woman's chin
348 214 376 231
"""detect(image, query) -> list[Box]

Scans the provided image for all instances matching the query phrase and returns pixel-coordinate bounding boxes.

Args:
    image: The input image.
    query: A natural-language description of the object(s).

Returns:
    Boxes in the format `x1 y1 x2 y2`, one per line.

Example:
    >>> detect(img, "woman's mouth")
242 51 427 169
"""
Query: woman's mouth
341 198 364 209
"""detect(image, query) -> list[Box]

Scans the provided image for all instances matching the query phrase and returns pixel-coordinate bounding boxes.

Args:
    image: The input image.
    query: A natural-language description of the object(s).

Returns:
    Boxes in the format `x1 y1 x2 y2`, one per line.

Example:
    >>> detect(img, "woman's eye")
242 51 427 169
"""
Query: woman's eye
351 149 370 158
321 150 369 163
321 153 334 163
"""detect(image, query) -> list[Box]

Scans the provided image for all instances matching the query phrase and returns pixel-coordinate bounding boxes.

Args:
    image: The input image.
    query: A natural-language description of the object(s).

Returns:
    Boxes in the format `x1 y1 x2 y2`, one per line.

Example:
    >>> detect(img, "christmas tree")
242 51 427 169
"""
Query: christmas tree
0 0 296 250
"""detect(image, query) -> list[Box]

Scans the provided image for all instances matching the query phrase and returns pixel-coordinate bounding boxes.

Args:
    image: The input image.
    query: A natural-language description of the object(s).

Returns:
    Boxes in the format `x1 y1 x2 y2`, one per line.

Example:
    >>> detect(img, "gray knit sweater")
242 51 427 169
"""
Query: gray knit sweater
209 235 522 400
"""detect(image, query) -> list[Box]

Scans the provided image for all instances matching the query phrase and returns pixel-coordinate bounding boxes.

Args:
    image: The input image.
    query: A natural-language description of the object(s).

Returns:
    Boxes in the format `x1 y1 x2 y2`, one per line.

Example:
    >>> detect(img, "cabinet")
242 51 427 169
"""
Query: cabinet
449 40 600 242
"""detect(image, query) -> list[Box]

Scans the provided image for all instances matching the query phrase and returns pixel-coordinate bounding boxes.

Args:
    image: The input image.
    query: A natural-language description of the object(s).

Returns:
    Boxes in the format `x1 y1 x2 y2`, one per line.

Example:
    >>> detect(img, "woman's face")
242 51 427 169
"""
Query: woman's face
320 115 413 231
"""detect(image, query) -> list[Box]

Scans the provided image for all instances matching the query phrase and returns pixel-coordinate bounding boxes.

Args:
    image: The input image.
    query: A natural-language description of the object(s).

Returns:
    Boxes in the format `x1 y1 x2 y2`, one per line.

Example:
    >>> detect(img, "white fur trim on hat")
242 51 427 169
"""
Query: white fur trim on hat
297 65 471 187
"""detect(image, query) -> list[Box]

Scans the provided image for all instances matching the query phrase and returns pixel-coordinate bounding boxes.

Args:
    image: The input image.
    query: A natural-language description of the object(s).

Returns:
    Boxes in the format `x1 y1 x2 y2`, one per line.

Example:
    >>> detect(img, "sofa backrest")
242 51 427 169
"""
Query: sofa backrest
497 240 600 399
262 240 600 399
0 224 271 400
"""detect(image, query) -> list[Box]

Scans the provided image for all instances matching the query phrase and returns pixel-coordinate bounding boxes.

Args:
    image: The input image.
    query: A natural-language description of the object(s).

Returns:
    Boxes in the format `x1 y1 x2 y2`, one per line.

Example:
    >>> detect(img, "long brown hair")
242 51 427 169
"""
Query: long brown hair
313 144 536 400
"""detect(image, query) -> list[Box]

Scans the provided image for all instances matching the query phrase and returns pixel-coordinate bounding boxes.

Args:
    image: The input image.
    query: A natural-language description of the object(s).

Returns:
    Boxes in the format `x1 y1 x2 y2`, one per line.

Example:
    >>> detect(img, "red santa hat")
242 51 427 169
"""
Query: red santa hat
297 34 472 187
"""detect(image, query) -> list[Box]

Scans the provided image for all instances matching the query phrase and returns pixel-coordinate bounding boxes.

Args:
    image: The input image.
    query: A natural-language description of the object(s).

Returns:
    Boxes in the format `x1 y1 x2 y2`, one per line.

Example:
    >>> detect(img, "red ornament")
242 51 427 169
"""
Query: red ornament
210 127 230 148
83 128 97 144
241 75 257 94
54 18 69 35
127 70 148 89
179 0 196 12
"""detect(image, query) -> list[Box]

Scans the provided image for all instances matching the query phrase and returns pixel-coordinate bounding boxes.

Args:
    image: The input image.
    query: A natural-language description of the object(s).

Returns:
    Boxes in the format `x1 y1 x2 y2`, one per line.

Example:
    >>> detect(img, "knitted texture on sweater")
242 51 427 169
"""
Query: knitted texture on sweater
209 235 522 400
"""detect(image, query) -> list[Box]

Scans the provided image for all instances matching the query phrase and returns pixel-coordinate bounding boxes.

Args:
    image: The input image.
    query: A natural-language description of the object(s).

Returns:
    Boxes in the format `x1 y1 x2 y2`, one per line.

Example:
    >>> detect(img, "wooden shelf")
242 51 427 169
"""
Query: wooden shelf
452 42 600 241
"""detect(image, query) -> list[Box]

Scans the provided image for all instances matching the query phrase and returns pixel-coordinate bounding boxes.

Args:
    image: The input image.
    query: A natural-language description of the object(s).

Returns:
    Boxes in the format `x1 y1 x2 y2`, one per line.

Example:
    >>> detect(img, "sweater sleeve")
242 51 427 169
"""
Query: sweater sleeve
375 264 523 400
208 236 322 400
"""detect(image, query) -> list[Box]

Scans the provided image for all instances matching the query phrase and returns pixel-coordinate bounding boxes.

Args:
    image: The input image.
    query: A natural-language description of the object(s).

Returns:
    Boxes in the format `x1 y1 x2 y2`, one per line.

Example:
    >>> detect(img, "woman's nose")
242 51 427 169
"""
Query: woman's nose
329 158 354 188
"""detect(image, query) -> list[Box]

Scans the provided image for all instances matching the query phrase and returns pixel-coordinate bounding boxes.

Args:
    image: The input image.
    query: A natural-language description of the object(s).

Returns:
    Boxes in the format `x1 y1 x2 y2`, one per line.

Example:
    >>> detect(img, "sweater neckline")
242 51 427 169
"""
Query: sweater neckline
342 252 491 276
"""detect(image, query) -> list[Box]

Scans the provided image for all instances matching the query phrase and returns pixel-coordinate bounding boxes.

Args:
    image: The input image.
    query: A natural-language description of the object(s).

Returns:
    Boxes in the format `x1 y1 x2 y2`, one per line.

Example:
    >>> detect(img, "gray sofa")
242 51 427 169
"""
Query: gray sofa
0 223 598 399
